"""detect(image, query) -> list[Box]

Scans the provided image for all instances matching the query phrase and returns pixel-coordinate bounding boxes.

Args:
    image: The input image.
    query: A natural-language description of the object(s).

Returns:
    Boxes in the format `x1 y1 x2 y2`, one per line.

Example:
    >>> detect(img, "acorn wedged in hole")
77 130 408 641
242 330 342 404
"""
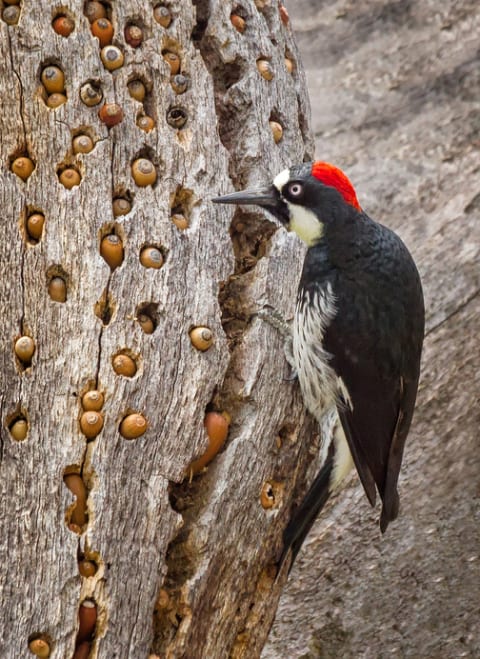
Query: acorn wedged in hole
46 93 67 109
137 314 154 334
28 638 51 658
136 115 155 132
91 17 113 47
9 418 27 441
73 642 91 659
162 51 180 75
82 390 104 411
48 276 67 302
78 559 97 578
27 213 45 240
120 413 147 439
171 213 188 230
14 336 35 364
260 481 275 509
77 600 97 643
99 102 124 127
188 411 230 475
139 246 163 269
52 15 75 37
112 353 137 377
64 473 88 526
85 1 106 23
189 326 213 351
73 135 94 154
270 120 283 143
171 74 188 94
230 14 246 32
41 66 65 94
11 156 34 181
257 59 274 81
100 234 124 270
80 82 103 106
59 168 81 189
125 24 143 47
127 79 146 102
112 197 131 216
101 45 124 71
80 410 104 439
153 5 172 28
131 159 156 187
2 5 20 25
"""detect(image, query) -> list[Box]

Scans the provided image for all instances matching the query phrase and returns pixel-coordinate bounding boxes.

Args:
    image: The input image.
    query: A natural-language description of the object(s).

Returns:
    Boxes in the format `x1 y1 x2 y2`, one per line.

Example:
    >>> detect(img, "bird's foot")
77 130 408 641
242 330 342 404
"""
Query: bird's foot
257 307 297 379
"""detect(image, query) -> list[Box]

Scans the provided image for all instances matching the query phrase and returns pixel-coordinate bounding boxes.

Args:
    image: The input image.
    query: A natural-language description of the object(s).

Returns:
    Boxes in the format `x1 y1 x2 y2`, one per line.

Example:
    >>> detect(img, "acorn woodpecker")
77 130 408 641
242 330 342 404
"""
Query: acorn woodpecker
213 162 424 568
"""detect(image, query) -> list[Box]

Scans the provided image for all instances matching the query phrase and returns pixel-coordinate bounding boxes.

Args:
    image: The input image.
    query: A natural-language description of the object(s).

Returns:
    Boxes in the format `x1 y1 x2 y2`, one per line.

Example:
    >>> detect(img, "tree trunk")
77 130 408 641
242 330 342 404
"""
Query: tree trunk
265 1 480 657
0 1 314 658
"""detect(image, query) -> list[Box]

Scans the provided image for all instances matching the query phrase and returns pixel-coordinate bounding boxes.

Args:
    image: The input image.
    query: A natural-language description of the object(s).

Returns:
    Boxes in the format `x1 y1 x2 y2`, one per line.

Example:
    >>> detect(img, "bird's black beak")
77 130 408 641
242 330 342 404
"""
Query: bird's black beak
212 185 289 225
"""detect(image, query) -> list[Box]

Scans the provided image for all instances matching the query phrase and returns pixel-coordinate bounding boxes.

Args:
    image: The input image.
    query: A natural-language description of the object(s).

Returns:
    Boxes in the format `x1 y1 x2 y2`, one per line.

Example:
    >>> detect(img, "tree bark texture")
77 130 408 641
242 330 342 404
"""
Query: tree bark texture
265 1 480 657
0 1 314 658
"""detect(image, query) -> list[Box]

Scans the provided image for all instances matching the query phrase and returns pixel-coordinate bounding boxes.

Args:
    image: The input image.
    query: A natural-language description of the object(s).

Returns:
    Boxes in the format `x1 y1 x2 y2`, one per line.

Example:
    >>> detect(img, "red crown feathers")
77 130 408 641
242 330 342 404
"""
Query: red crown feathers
311 161 361 211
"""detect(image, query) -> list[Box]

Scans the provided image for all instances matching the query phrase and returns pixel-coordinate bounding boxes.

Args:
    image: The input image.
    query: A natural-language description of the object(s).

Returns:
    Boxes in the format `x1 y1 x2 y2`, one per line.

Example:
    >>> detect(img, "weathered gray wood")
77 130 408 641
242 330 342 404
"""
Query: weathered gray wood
0 1 315 658
265 1 480 656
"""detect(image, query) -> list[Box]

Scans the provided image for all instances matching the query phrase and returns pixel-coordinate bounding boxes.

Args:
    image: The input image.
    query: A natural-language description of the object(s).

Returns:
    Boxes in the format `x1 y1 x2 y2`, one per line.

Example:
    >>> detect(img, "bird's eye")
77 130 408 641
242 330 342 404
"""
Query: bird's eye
288 182 303 197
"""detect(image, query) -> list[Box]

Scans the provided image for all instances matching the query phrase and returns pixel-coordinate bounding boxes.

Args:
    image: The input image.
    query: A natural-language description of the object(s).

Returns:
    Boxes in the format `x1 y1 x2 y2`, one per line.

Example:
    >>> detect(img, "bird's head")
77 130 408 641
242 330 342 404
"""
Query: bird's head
213 161 361 247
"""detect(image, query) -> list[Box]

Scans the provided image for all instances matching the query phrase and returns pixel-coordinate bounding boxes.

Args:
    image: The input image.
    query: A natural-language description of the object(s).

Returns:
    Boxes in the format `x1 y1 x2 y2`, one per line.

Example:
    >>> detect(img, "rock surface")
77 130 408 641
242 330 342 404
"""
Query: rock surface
265 1 480 657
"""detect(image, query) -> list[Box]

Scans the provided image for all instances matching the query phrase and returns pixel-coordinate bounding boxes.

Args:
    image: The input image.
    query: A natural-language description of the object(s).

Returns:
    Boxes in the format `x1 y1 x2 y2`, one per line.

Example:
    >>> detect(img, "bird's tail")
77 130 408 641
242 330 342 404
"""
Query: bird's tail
278 456 334 573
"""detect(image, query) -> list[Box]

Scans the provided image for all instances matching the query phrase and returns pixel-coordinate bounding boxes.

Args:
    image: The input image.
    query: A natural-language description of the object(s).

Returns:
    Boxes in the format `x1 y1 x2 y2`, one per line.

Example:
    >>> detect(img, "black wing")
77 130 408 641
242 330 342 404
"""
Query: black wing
324 225 424 530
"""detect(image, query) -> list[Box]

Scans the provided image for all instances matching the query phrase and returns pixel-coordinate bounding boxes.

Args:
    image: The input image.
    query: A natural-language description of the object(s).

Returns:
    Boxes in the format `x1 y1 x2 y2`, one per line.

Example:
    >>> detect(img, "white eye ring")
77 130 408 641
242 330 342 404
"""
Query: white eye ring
288 182 303 197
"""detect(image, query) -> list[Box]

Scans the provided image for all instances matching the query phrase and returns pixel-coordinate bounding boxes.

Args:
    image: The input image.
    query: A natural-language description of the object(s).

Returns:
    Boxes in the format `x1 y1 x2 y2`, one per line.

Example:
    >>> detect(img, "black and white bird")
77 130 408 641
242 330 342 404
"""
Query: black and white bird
213 161 425 568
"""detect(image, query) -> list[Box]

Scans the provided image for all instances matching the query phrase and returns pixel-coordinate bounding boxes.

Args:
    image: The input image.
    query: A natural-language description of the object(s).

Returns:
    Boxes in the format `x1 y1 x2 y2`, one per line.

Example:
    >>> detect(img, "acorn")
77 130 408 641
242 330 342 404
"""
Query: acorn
140 246 163 268
171 213 188 230
85 1 106 23
256 59 274 81
170 74 188 95
48 277 67 302
80 81 103 106
41 66 65 94
166 107 187 129
78 559 97 578
188 411 230 475
52 15 74 37
189 326 213 351
260 481 275 509
153 5 172 28
28 638 51 658
79 410 104 440
100 234 124 270
11 156 34 181
112 353 137 377
82 390 104 411
2 5 20 25
230 14 246 32
127 79 146 102
9 418 27 441
59 168 81 189
46 93 67 109
64 473 87 526
269 120 283 143
101 45 124 71
136 115 155 132
119 413 147 439
77 601 97 643
91 17 113 47
125 24 143 48
27 213 45 240
15 336 35 364
162 51 180 75
285 57 294 74
131 158 156 187
73 135 94 154
112 197 131 216
137 314 154 334
73 643 91 659
98 102 124 127
279 5 289 25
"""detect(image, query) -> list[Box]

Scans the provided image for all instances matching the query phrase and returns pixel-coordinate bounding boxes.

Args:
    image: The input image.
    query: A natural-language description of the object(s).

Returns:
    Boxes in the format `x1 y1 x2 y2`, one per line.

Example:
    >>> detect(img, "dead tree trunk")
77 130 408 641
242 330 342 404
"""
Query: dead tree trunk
0 1 314 657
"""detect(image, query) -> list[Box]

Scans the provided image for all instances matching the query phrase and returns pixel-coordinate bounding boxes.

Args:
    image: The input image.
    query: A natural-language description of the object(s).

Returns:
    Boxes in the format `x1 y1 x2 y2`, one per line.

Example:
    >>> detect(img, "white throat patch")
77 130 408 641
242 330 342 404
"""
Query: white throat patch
273 168 324 247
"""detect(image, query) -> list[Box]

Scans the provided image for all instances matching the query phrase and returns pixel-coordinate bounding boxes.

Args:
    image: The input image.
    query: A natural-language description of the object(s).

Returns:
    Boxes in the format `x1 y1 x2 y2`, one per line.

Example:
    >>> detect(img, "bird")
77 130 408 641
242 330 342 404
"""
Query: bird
212 161 425 570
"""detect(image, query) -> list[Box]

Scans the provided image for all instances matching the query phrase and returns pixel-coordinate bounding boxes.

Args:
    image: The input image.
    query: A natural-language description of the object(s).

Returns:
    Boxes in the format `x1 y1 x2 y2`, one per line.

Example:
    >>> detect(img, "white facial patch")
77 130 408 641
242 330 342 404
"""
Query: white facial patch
273 168 324 247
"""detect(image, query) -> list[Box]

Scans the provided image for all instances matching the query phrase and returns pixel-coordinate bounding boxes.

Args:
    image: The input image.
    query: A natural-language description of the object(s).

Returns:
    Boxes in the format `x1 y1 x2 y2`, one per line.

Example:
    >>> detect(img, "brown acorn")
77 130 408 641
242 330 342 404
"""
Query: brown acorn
82 390 104 411
9 418 27 441
80 81 103 106
52 15 74 37
98 102 124 127
139 246 163 269
285 57 294 74
230 14 246 32
78 559 97 578
170 74 188 95
59 168 81 189
46 93 67 108
100 45 124 71
2 5 20 25
100 234 124 270
79 410 104 439
112 353 137 377
136 115 155 132
153 5 172 28
171 213 188 230
131 159 157 187
137 314 154 334
256 58 274 81
127 79 146 102
162 51 180 75
112 197 131 216
269 120 283 143
188 411 230 475
48 277 67 302
72 135 94 154
41 66 65 94
189 326 213 351
91 17 113 47
26 213 45 240
85 1 106 23
124 24 143 47
64 473 88 526
28 638 51 658
77 600 97 643
73 643 91 659
14 336 35 364
11 156 34 181
120 413 147 439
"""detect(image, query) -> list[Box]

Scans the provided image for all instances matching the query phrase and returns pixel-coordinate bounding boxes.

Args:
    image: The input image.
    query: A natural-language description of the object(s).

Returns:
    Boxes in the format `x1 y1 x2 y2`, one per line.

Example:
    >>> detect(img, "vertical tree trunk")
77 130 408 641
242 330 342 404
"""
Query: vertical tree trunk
0 1 314 657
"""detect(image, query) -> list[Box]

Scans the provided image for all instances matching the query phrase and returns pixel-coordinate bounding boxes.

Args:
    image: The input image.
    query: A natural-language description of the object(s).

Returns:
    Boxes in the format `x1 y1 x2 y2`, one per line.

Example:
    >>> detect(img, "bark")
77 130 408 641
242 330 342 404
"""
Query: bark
265 1 480 657
0 1 314 658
